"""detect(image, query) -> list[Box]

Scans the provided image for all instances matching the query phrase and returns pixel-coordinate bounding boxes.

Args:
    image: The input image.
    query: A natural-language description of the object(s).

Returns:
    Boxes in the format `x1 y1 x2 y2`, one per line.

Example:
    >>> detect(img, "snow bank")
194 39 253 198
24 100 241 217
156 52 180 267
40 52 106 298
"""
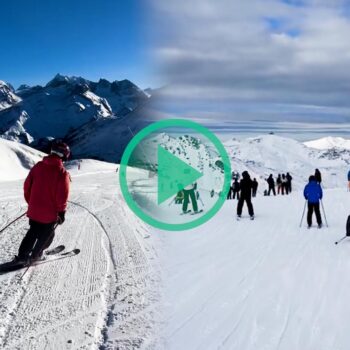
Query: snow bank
304 136 350 150
0 138 44 181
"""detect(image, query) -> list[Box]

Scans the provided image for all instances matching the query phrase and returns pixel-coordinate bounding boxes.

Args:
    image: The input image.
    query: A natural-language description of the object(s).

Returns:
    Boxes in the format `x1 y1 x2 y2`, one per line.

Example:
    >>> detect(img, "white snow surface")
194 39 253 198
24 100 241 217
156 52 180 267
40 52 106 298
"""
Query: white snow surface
2 134 350 349
304 136 350 150
0 138 44 181
0 161 161 349
158 189 350 350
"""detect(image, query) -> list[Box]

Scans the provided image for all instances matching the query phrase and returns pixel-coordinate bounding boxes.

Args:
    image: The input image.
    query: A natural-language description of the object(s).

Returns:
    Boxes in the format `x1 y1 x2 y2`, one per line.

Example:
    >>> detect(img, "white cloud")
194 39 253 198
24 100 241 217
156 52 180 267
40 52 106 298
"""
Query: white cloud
151 0 350 121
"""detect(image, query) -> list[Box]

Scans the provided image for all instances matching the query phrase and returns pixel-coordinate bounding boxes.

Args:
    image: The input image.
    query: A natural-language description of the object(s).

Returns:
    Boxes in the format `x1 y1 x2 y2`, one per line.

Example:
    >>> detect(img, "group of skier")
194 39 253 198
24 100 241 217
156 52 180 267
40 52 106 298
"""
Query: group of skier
265 172 293 196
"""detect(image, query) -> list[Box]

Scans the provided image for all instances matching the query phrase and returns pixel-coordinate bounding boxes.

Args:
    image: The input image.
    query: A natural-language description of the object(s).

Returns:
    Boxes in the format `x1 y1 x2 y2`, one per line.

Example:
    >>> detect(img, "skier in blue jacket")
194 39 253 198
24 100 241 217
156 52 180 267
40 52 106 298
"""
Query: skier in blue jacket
347 170 350 191
304 175 323 228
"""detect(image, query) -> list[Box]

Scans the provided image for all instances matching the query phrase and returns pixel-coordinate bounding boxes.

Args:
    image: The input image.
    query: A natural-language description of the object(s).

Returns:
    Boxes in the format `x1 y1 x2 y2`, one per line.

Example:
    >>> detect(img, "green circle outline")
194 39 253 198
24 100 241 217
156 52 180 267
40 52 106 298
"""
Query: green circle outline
119 119 231 231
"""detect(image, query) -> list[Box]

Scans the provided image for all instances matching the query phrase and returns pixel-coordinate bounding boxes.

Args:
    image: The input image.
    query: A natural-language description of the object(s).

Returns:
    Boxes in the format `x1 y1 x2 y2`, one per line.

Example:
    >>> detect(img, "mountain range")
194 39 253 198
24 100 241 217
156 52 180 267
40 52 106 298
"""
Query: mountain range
0 74 154 162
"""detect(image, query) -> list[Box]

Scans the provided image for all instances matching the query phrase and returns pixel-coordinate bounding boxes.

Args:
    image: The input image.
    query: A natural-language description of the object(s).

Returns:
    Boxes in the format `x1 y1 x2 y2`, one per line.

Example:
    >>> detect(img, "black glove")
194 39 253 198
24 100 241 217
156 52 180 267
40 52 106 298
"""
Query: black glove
57 211 66 225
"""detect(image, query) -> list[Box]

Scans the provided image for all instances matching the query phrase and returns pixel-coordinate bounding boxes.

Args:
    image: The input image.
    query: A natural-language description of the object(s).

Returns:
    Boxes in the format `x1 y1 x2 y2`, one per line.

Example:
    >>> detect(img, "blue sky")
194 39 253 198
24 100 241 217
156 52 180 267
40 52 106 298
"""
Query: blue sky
0 0 152 88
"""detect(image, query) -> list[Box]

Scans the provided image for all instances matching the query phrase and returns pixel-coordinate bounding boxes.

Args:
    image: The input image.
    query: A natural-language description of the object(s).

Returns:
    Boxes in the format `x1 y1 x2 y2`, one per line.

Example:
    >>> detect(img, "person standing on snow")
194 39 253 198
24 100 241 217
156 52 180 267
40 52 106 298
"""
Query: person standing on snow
14 140 71 264
276 174 282 195
304 175 323 228
237 171 254 220
315 169 322 185
182 182 198 213
347 170 350 191
281 174 288 195
232 178 240 200
266 174 276 196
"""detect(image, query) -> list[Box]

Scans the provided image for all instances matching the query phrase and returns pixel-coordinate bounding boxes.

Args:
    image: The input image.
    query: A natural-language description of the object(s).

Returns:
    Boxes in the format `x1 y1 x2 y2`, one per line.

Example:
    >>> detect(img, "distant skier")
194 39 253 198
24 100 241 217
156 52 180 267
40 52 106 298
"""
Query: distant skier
252 178 258 197
276 174 282 194
182 182 198 214
281 174 288 195
347 170 350 191
266 174 276 196
237 171 254 220
304 175 323 228
286 172 293 193
315 168 322 185
232 178 240 200
227 184 233 200
13 140 71 264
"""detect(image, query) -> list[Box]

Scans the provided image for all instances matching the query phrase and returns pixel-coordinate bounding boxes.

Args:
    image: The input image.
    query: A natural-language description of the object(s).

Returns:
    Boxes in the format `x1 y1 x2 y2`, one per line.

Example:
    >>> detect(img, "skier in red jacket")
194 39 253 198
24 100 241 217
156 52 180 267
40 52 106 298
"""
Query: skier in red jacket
14 140 71 264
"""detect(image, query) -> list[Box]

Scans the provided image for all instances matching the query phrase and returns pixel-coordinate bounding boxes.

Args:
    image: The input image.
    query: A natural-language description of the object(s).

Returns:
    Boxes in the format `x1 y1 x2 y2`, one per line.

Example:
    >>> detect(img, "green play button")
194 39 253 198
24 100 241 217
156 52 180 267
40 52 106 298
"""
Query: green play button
119 119 231 231
157 145 203 205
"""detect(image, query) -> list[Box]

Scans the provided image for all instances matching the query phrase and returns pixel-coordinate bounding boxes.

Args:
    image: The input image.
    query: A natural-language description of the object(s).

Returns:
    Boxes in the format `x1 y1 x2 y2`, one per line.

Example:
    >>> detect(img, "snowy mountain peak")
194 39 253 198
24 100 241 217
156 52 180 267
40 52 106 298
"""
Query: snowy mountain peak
0 80 21 112
304 136 350 150
0 74 151 146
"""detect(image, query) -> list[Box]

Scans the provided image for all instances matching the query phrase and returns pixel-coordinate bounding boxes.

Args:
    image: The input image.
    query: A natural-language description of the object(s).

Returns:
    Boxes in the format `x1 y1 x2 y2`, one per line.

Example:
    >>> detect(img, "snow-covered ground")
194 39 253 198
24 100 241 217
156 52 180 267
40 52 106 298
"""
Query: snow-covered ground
1 134 350 349
158 189 350 350
0 161 162 350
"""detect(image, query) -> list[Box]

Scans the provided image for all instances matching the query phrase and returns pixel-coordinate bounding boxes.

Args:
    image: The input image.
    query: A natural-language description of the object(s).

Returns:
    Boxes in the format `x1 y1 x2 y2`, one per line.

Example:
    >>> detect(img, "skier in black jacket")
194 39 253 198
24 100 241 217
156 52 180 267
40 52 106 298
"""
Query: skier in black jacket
266 174 276 196
237 171 254 220
315 169 322 184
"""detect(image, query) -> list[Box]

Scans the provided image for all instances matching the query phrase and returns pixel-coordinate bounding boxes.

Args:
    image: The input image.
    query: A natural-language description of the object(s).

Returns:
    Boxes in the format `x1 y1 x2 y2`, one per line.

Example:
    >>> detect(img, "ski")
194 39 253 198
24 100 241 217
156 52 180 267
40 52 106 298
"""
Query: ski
45 245 65 255
236 216 255 221
190 209 204 215
180 210 192 215
0 249 80 274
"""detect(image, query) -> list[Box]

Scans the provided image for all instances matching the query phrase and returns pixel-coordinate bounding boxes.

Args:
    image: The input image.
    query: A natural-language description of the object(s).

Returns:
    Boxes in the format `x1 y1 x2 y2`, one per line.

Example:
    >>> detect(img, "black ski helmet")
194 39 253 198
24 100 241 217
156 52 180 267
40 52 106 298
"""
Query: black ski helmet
51 139 70 160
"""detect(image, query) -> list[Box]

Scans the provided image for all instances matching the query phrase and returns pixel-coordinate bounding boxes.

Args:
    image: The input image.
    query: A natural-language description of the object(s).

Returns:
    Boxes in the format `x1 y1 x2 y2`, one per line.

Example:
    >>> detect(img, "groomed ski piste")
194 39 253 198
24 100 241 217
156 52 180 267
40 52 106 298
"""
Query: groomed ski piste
2 135 350 349
0 140 162 350
155 135 350 350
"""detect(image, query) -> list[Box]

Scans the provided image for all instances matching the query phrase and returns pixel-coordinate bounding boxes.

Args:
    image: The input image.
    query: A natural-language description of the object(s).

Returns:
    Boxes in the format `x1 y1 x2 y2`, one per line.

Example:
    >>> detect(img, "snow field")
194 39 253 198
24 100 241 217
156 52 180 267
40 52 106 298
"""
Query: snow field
158 189 350 350
0 167 161 349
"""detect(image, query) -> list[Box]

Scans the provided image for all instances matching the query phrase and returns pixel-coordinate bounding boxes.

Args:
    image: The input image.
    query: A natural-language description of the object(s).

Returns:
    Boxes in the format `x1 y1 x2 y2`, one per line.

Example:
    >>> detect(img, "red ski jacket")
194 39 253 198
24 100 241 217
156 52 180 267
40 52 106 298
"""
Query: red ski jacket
24 155 70 223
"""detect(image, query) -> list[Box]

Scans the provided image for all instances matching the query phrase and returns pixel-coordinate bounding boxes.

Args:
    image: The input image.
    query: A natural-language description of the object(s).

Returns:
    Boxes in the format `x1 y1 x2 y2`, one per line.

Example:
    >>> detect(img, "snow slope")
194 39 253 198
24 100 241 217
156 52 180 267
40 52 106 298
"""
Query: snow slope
157 189 350 350
0 138 44 182
0 75 150 145
225 135 350 189
305 136 350 150
0 162 161 349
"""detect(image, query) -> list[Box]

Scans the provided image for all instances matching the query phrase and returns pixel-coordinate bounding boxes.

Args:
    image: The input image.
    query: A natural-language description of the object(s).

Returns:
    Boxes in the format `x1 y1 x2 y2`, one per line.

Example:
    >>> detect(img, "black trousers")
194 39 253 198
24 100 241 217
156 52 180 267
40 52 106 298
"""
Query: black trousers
232 190 240 200
268 186 276 196
307 203 322 226
237 196 254 216
18 219 56 260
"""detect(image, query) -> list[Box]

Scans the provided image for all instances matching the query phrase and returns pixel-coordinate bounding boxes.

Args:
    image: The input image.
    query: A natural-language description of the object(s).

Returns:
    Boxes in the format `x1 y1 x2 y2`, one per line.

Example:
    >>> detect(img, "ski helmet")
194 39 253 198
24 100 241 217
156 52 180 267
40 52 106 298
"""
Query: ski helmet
51 139 70 160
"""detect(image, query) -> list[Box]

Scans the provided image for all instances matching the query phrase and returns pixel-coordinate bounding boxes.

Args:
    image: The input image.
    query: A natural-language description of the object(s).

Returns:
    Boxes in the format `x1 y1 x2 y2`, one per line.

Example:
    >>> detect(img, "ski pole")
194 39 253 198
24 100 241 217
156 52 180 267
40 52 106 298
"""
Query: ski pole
20 222 59 280
168 197 176 207
320 200 329 227
299 200 307 228
0 212 26 234
335 236 347 245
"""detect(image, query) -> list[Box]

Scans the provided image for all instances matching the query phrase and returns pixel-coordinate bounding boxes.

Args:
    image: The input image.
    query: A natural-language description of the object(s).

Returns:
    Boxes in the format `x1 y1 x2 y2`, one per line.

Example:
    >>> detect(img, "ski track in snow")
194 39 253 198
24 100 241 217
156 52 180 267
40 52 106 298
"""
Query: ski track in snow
160 189 350 350
0 170 161 350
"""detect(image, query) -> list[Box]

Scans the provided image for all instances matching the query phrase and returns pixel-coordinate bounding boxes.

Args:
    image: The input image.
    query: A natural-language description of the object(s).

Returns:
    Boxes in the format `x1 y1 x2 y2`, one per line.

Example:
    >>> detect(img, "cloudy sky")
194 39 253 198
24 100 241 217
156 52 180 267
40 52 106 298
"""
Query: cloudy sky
151 0 350 130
